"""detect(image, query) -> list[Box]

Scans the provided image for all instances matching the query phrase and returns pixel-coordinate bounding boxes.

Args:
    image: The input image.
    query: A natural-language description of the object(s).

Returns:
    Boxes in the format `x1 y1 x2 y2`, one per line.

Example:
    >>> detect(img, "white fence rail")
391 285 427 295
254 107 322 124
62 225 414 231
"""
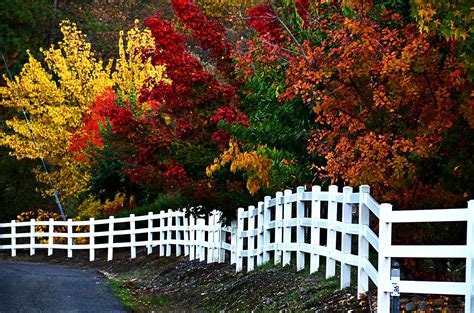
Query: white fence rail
1 185 473 312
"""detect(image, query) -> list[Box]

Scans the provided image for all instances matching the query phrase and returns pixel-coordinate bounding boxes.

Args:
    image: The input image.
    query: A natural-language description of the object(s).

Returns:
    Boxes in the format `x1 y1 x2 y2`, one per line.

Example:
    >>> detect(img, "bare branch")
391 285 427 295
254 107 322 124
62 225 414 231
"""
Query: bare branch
273 14 307 59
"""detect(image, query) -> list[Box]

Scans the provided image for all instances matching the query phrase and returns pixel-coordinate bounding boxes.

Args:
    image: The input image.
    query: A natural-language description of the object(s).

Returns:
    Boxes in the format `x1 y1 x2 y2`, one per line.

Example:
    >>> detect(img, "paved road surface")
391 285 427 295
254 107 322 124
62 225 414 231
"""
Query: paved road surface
0 261 125 313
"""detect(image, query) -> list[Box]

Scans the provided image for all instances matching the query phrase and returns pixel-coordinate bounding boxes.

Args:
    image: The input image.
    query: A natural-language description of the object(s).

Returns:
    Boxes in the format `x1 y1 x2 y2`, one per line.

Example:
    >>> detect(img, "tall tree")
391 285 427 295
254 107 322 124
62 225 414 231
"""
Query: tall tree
0 20 167 212
271 1 473 207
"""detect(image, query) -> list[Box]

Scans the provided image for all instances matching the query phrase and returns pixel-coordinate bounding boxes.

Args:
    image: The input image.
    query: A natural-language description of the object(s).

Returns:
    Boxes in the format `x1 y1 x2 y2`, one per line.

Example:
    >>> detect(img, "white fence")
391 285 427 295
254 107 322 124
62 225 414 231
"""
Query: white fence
1 185 473 312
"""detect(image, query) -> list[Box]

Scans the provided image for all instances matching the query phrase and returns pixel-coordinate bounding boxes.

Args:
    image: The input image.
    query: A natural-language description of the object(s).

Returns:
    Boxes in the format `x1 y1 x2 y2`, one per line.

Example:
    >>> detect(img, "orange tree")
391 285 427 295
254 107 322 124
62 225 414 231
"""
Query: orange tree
222 0 474 209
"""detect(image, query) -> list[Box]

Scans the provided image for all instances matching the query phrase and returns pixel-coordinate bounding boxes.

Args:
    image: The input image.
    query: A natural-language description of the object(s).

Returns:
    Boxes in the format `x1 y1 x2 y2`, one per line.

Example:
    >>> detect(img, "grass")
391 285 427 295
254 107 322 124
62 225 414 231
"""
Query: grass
106 278 138 311
253 260 276 272
106 277 170 312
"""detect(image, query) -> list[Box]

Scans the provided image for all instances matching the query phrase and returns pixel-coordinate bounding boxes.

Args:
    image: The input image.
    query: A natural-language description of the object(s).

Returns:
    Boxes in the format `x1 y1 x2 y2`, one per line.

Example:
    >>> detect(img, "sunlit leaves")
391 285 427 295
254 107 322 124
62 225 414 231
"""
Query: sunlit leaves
0 20 167 205
207 140 273 194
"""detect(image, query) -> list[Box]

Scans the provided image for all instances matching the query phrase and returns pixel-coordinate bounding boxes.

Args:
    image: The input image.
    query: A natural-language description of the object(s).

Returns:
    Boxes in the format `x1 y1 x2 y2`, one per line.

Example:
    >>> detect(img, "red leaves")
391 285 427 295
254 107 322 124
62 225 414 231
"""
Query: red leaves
163 163 189 191
171 0 231 70
247 4 281 42
211 106 248 126
69 88 117 162
143 8 233 114
211 106 249 145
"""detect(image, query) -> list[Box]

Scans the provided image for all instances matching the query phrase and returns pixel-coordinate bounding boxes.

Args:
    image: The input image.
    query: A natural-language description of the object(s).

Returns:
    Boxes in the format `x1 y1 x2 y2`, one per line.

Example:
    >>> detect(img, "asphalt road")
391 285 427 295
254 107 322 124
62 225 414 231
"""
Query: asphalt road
0 261 126 313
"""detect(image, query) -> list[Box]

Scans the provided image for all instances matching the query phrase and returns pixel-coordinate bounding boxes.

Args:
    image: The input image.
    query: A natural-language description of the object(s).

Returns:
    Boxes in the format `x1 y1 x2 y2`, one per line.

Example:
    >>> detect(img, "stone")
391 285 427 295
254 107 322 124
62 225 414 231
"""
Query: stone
405 302 416 312
418 300 428 310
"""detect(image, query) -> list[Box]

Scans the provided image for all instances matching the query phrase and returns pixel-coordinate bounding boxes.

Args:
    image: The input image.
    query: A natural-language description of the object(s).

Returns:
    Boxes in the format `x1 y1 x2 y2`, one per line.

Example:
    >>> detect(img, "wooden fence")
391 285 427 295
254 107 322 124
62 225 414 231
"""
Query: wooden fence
1 185 472 312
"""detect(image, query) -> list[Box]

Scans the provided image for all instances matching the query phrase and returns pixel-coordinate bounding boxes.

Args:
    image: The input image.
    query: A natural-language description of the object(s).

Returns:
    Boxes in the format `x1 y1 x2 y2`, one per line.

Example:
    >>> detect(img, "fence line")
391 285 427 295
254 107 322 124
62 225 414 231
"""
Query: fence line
1 185 473 312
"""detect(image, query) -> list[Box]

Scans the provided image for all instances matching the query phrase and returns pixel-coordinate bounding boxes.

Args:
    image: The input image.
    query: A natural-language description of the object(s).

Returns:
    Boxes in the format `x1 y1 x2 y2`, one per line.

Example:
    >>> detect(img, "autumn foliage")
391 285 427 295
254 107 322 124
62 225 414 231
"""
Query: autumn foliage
1 0 473 221
235 1 474 208
67 0 253 218
0 20 167 205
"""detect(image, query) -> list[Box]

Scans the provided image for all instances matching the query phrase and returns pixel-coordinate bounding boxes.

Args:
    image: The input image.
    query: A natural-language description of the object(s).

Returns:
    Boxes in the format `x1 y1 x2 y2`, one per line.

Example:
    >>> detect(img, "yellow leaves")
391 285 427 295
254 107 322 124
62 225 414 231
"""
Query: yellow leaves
413 0 472 44
206 140 273 195
113 20 170 99
415 0 437 33
0 19 170 205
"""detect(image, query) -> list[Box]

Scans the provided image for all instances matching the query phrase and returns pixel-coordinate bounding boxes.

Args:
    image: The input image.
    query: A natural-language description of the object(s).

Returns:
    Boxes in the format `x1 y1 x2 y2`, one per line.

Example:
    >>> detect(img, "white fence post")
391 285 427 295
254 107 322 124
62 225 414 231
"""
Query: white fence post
207 213 214 263
358 185 370 297
176 213 183 257
30 219 35 256
466 200 474 311
130 214 136 259
159 212 165 257
67 218 73 258
230 220 237 264
167 209 172 257
377 203 392 312
198 217 206 262
184 212 190 257
11 220 16 257
147 212 153 255
310 186 321 274
282 189 292 267
263 196 271 264
89 218 95 261
214 212 220 262
274 191 283 266
341 186 353 288
236 207 244 272
257 202 264 266
107 216 114 261
296 186 305 271
48 218 54 256
326 185 337 278
189 215 196 260
248 205 256 271
215 211 225 263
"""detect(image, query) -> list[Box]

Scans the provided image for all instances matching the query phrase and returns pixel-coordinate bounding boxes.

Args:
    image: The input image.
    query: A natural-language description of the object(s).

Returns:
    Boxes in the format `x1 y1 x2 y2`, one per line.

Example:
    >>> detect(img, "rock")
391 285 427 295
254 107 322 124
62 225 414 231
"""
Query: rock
405 302 416 312
262 297 272 305
418 300 427 310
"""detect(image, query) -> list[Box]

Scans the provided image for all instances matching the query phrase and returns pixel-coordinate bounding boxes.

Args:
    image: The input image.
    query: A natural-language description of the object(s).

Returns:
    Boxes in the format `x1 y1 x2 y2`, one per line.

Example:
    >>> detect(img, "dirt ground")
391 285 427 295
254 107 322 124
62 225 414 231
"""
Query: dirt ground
0 248 372 312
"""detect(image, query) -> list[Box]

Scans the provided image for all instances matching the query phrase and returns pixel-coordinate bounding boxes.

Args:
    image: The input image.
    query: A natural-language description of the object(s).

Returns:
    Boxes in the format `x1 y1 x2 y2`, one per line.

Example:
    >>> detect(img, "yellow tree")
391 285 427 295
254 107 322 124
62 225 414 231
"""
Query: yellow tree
0 20 168 207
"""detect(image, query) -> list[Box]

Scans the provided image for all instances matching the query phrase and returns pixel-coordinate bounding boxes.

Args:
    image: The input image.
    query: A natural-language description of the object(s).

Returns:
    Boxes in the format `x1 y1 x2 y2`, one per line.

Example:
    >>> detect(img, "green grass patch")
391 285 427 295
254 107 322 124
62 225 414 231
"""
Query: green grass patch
106 278 170 312
106 278 138 311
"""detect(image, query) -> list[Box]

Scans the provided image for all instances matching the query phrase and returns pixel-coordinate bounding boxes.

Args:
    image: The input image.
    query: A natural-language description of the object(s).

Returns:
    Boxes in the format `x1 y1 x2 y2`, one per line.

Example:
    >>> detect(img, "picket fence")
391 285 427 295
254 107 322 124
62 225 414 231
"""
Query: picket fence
1 185 473 312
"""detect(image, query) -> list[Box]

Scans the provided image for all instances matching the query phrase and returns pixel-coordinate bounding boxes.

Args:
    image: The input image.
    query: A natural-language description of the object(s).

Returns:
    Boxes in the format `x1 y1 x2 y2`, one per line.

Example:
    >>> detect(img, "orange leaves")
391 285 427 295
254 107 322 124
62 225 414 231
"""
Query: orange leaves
272 2 474 208
206 140 273 195
341 0 373 13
